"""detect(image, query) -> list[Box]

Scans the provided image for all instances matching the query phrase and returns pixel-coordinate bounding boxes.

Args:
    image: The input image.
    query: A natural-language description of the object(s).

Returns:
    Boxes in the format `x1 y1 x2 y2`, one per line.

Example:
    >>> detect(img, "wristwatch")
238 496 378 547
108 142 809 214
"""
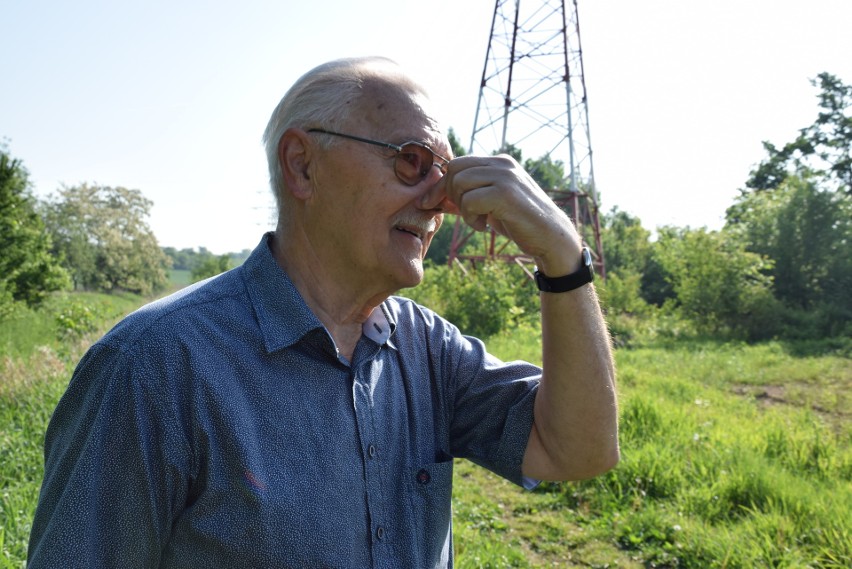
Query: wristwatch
534 247 594 293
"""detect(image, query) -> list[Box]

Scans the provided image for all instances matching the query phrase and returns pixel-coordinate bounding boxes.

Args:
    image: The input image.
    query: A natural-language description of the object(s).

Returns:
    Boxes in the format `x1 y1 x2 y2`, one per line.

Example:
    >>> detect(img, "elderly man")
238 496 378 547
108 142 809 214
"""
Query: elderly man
28 56 618 568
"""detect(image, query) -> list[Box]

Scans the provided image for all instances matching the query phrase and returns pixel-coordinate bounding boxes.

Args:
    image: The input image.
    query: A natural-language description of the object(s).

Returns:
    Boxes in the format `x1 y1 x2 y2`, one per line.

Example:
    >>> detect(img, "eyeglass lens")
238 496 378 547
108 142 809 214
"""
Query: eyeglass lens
396 143 443 185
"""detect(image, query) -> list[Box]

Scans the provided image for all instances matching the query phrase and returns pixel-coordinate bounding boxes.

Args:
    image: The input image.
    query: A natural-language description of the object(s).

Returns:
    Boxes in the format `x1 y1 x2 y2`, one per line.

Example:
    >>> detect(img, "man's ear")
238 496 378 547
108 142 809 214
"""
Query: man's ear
278 128 314 200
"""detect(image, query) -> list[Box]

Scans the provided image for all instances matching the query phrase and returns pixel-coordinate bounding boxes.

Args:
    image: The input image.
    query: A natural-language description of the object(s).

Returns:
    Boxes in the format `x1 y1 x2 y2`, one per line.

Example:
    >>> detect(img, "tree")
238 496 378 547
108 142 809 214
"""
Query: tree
43 183 170 295
599 208 674 309
654 227 779 339
191 253 232 282
734 73 852 338
524 154 567 191
726 175 852 336
447 127 467 158
600 207 653 277
598 208 658 318
162 246 196 271
747 72 851 195
0 146 69 316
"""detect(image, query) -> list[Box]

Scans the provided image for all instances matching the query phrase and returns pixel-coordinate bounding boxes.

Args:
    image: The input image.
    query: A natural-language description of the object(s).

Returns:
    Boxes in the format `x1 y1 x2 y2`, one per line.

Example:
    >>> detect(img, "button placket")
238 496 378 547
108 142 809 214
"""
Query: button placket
352 366 387 550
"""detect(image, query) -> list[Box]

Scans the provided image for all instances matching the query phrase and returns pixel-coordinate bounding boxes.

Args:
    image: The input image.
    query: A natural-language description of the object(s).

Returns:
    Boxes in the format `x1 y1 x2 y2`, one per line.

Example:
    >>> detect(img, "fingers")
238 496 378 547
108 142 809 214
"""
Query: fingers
444 156 544 228
420 155 526 220
433 154 580 261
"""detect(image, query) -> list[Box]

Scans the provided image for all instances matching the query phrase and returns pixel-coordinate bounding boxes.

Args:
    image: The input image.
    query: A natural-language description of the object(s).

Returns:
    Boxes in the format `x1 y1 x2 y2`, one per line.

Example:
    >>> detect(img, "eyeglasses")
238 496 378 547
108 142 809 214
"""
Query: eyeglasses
307 128 450 186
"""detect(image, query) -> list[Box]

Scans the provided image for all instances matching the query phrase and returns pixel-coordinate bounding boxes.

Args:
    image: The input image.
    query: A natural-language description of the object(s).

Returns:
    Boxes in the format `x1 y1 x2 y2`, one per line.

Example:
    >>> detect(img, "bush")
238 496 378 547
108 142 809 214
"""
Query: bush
54 299 99 339
598 270 651 318
402 261 539 339
653 227 783 341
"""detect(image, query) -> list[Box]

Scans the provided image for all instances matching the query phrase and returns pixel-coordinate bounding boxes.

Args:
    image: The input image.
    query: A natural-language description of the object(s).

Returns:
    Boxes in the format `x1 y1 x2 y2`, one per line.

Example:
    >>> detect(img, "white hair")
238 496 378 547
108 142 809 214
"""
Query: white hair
262 56 425 211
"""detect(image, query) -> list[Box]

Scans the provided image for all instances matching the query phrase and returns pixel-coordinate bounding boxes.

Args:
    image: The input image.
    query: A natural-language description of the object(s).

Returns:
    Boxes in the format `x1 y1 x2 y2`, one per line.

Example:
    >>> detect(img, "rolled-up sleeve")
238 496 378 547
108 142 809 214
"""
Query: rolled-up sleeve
444 330 541 487
392 299 542 489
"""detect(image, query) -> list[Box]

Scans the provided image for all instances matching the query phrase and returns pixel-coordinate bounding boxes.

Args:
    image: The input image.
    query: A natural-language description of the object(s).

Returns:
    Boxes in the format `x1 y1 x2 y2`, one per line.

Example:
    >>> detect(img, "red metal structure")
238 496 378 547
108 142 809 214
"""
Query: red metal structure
448 0 605 279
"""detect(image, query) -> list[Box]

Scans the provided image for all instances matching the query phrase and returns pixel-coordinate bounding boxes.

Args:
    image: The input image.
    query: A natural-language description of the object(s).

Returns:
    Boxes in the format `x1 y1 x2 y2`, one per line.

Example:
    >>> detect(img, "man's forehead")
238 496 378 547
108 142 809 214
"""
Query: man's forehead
389 123 450 156
353 82 450 152
359 80 429 120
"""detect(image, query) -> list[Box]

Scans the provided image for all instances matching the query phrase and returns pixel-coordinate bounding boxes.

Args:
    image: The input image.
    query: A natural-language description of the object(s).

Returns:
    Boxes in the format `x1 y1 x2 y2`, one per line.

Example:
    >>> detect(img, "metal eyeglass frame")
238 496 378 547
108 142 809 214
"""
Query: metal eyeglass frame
307 128 450 186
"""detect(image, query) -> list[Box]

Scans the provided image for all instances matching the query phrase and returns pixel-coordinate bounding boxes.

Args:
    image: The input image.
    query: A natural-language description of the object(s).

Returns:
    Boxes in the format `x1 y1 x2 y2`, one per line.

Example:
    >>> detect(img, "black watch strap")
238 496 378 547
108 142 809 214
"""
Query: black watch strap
534 247 594 293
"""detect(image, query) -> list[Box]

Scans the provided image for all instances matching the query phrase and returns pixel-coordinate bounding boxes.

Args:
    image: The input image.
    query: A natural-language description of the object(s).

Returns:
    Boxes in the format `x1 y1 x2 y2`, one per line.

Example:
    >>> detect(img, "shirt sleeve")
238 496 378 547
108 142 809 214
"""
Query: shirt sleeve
442 325 541 488
28 340 191 568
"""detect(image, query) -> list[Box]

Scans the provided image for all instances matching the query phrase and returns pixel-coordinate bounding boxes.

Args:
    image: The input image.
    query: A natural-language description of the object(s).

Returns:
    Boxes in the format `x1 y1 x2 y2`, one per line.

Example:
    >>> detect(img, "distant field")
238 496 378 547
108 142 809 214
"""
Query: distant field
169 268 192 287
1 294 850 567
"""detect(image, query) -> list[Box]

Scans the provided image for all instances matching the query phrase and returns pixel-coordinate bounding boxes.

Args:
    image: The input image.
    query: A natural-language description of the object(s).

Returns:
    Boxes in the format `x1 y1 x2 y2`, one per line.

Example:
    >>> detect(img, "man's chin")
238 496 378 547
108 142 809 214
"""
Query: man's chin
396 259 425 290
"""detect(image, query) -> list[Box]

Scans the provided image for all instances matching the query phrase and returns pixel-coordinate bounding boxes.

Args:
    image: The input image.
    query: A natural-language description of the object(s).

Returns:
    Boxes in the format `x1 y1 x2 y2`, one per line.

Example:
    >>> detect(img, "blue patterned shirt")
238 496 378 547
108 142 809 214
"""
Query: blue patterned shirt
28 233 540 568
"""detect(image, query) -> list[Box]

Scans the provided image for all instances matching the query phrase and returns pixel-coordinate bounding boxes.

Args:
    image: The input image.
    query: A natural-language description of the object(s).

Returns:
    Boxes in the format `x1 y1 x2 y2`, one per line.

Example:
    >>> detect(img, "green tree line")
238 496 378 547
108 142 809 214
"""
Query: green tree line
422 73 851 347
0 149 248 318
598 72 850 344
0 159 172 313
163 246 249 282
3 73 850 346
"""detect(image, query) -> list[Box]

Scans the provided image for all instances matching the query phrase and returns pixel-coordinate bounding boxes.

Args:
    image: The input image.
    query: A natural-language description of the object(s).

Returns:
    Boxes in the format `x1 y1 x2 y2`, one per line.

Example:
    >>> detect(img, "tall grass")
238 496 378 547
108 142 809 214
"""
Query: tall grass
0 292 142 362
452 329 851 568
0 350 68 567
1 291 144 566
1 292 850 567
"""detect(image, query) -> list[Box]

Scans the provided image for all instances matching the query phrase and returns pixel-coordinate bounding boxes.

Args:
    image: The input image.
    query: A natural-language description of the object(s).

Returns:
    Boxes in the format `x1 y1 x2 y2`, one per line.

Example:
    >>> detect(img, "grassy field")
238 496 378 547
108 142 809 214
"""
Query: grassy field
1 291 144 567
454 329 851 567
1 295 850 567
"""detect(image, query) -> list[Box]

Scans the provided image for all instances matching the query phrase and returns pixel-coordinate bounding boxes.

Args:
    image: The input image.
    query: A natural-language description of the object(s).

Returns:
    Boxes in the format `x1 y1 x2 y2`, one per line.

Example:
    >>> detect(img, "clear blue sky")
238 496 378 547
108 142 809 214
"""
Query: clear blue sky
3 0 851 254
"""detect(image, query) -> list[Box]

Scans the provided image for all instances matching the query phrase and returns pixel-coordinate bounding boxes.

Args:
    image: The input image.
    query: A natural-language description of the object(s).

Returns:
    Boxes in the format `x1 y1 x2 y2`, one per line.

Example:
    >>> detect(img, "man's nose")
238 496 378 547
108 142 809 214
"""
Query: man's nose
417 170 457 214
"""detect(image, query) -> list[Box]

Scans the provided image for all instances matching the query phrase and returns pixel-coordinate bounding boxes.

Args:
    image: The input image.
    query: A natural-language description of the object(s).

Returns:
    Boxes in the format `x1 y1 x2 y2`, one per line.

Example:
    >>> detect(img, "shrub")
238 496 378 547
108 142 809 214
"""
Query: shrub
654 227 781 340
403 261 539 339
54 299 99 339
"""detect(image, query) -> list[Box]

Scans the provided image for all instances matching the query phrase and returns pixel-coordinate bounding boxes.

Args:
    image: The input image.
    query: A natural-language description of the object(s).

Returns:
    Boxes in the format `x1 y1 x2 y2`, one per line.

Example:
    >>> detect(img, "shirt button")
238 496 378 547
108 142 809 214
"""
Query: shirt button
368 444 376 458
416 469 431 485
376 526 385 540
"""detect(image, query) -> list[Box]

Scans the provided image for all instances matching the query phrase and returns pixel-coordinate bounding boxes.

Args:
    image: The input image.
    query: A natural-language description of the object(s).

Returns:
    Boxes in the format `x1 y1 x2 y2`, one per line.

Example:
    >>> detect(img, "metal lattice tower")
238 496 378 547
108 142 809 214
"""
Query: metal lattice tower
448 0 605 279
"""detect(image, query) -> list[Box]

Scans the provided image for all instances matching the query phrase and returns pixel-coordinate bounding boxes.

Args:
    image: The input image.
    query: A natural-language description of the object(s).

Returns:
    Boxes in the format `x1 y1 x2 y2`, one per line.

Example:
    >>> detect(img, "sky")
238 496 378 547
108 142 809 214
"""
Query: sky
3 0 851 254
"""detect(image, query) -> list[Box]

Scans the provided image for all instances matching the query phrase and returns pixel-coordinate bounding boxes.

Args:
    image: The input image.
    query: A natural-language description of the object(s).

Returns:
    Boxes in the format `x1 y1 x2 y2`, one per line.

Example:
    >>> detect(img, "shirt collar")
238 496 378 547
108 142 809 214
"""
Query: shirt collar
243 233 397 354
363 305 392 345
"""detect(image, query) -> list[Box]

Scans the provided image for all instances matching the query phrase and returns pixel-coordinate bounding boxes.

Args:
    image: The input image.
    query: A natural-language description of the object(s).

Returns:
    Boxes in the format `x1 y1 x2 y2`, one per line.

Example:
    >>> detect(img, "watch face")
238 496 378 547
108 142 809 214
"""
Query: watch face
582 247 592 267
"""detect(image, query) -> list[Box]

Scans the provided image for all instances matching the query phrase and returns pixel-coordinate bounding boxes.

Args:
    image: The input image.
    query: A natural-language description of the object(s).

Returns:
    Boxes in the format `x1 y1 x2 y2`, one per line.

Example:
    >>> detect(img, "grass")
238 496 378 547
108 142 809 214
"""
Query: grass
0 291 142 362
452 329 851 567
1 295 850 567
0 354 66 568
1 291 146 566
